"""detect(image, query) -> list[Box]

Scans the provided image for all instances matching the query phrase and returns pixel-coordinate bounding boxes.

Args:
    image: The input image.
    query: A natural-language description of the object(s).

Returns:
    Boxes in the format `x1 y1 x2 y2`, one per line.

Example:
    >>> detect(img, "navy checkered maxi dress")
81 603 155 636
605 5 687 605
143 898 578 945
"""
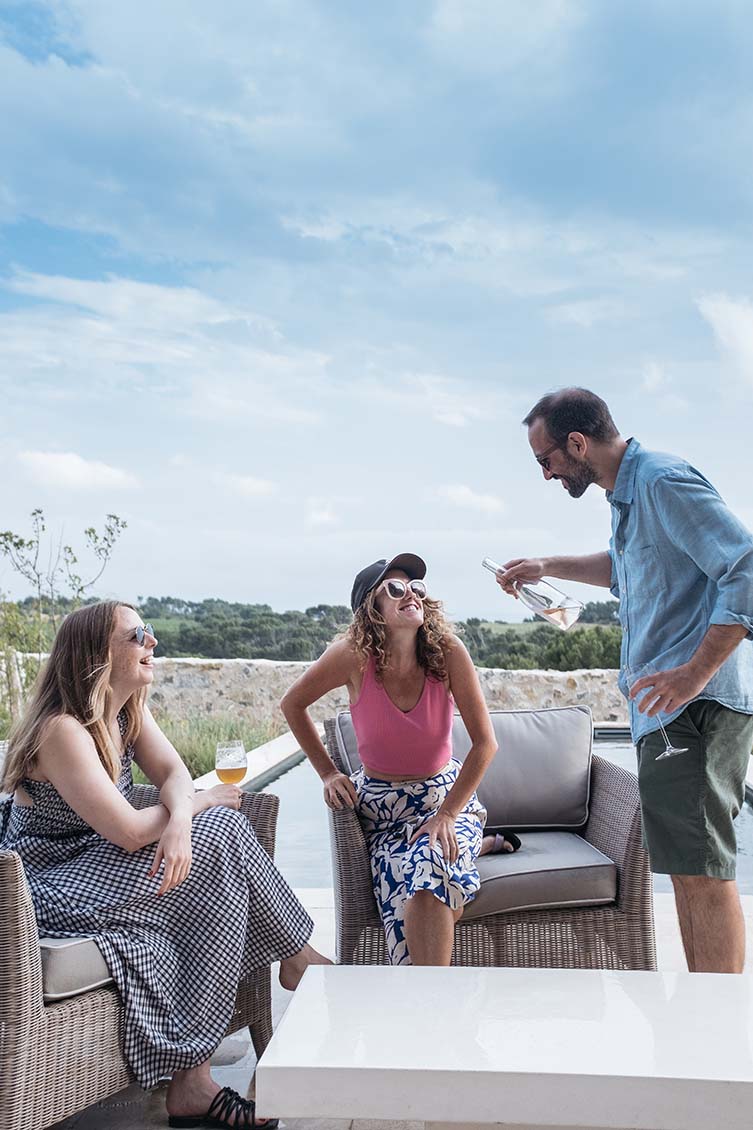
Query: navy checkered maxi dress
1 715 313 1088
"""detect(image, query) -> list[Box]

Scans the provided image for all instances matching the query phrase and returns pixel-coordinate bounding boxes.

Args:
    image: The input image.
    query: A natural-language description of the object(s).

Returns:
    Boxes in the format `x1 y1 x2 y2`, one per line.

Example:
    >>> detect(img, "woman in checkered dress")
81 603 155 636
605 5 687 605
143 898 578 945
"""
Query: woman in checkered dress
1 601 328 1128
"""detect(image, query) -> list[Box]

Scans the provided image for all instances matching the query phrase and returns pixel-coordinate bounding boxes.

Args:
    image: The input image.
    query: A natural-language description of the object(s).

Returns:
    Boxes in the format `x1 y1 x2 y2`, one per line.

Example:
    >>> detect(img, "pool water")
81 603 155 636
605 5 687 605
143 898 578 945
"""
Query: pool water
264 741 753 895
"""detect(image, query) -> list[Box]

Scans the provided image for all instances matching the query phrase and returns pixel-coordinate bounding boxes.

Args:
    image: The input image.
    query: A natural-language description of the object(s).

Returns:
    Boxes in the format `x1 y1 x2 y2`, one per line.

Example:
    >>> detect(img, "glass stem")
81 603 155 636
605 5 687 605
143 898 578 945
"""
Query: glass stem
657 719 673 749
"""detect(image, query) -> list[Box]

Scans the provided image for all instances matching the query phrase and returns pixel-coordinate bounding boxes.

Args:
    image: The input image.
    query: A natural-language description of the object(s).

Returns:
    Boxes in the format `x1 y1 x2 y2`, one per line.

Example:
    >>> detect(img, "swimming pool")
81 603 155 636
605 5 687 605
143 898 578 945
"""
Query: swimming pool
264 740 753 895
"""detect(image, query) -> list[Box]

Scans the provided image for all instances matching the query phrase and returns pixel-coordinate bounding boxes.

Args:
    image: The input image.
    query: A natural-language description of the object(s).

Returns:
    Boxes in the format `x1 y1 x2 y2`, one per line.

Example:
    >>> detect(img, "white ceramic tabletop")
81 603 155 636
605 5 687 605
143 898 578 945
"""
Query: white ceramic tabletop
257 965 753 1129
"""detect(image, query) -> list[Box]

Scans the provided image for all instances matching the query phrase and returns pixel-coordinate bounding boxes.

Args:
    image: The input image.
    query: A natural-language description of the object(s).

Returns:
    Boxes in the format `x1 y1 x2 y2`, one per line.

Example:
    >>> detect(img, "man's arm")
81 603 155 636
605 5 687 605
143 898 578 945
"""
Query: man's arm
632 624 749 717
498 551 613 594
632 472 753 716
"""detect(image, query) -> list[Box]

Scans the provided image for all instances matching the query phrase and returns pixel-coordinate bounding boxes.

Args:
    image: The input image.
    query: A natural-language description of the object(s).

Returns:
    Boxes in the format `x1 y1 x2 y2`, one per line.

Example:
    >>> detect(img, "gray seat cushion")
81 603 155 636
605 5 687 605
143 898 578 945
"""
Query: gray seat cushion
334 705 592 831
39 936 114 1002
465 831 617 920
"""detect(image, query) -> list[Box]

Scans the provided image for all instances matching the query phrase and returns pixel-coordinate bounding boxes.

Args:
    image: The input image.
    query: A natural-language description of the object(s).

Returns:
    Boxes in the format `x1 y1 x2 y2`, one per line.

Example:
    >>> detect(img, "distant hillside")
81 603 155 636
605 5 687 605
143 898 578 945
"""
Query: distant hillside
138 595 622 671
5 595 622 671
138 596 352 662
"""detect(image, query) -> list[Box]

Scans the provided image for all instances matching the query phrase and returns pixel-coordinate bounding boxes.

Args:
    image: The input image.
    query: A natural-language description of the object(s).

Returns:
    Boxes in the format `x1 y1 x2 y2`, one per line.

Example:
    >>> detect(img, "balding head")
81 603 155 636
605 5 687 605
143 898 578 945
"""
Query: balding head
523 388 619 446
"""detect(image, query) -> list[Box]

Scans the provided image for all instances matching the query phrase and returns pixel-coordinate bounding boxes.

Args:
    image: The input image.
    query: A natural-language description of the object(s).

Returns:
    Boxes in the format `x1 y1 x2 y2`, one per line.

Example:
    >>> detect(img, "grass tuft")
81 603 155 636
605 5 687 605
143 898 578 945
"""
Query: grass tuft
134 713 284 783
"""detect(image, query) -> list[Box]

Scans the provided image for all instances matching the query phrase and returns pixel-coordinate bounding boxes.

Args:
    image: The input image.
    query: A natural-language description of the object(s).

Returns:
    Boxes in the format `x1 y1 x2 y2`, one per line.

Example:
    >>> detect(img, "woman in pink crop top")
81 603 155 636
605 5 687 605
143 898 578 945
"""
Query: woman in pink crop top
282 552 519 967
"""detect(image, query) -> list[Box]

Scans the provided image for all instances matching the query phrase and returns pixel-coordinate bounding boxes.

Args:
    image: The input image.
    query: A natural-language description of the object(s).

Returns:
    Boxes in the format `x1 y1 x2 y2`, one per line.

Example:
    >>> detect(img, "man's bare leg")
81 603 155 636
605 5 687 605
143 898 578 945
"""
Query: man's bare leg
670 876 696 969
671 874 745 972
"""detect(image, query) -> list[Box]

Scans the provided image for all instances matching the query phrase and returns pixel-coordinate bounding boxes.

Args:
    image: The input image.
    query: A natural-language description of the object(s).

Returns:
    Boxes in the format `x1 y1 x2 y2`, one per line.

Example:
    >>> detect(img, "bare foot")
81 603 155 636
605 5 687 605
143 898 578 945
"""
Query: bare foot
279 942 332 991
480 832 515 856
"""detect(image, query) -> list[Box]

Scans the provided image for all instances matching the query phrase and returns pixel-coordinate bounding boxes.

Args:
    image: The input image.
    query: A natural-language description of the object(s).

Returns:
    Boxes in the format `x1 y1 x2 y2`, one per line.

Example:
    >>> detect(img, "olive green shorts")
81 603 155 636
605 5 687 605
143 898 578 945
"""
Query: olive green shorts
636 699 753 879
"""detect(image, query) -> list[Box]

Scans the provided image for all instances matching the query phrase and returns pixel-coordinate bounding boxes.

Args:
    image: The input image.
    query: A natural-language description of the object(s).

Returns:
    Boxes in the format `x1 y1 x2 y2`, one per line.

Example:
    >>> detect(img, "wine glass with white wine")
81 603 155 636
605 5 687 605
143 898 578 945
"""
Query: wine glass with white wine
215 740 247 784
625 663 689 760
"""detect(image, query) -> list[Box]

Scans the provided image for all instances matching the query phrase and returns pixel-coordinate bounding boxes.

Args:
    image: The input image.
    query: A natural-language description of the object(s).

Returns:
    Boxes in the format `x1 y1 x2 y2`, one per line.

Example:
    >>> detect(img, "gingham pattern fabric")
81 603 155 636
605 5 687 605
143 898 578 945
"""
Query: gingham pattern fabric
1 713 313 1089
353 758 486 965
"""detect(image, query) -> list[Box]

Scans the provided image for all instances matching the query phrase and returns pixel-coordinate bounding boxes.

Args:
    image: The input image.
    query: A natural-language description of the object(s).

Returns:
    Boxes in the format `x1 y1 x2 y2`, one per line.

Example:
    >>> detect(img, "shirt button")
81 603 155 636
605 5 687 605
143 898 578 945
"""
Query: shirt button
619 549 624 555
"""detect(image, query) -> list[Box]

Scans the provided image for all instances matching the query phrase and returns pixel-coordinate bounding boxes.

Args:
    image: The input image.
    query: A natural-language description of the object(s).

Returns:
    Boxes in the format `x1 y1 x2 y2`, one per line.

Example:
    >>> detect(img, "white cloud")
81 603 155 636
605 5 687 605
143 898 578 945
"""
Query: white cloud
426 0 585 80
697 293 753 384
191 371 325 427
0 271 330 425
211 472 277 498
281 215 349 242
548 298 627 328
304 498 340 530
437 484 504 513
19 451 138 490
9 271 248 332
641 360 668 393
358 371 504 428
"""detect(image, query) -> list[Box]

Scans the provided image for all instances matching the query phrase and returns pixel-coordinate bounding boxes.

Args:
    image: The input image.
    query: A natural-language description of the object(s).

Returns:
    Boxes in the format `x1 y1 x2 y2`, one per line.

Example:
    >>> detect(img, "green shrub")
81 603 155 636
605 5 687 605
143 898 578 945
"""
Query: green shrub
132 713 284 783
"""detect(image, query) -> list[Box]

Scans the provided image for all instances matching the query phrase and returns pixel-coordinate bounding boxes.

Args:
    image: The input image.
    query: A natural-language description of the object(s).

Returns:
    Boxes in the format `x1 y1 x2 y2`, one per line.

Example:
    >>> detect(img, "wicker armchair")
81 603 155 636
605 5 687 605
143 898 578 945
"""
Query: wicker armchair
0 780 279 1130
325 710 656 972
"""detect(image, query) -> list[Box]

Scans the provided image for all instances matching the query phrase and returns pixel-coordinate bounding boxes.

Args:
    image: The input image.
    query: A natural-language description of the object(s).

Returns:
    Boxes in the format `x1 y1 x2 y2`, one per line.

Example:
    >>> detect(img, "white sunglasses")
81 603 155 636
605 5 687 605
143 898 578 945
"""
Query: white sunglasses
376 578 427 601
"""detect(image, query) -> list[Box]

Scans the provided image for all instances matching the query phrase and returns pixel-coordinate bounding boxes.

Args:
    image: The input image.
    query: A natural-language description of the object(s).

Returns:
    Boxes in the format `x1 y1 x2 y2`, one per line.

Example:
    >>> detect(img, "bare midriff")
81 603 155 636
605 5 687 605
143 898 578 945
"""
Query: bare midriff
359 759 453 783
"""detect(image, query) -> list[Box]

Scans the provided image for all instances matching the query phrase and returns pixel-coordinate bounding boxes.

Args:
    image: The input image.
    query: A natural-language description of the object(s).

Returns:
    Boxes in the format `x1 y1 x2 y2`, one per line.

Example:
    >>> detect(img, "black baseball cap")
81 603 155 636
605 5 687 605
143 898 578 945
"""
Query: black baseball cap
350 553 427 613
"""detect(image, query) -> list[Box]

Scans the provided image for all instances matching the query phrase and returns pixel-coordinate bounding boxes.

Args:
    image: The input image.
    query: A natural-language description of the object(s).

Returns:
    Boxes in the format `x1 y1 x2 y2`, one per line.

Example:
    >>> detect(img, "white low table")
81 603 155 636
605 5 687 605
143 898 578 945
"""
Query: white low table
256 966 753 1130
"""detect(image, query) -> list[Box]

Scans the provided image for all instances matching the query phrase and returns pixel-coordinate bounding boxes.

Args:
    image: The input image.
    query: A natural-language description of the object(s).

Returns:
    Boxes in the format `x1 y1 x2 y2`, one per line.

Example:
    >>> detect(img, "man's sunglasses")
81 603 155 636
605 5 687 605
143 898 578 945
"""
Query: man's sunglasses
377 579 427 601
133 624 155 645
535 440 565 472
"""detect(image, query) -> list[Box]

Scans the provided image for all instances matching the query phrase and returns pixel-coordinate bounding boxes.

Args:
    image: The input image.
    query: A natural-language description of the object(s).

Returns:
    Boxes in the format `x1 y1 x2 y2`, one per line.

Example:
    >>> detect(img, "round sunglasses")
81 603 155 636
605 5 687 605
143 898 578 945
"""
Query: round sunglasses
132 624 155 645
377 578 427 601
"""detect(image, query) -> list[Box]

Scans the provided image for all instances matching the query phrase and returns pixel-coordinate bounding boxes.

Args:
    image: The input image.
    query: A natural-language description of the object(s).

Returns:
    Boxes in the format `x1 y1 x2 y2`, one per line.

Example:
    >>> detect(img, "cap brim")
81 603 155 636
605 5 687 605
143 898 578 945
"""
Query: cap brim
371 552 427 592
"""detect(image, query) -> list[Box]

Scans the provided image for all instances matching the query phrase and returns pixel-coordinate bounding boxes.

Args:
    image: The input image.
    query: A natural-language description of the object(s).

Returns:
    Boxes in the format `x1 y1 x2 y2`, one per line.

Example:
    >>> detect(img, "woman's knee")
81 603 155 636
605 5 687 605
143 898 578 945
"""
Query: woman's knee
191 807 255 857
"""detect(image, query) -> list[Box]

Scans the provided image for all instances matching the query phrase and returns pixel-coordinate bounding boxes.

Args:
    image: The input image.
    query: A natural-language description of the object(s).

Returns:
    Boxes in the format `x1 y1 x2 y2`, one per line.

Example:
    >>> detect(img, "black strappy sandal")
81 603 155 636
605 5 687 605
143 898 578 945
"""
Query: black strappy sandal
168 1086 279 1129
489 830 522 853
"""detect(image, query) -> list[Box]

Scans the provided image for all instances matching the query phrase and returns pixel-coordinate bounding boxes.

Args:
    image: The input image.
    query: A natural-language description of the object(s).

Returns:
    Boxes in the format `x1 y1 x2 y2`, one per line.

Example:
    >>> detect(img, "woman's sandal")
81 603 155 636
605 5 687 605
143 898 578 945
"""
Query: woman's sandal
490 830 521 853
168 1086 279 1129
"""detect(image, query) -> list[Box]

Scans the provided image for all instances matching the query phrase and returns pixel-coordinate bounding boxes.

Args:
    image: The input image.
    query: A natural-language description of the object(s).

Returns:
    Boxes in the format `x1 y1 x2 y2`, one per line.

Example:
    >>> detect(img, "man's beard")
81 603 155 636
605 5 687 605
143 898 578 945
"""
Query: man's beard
557 454 598 498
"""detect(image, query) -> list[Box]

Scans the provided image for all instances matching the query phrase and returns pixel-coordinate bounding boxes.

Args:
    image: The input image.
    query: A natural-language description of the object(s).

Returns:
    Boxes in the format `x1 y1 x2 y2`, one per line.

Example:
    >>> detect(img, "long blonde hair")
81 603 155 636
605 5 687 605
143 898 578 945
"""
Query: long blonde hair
346 587 455 682
2 601 146 793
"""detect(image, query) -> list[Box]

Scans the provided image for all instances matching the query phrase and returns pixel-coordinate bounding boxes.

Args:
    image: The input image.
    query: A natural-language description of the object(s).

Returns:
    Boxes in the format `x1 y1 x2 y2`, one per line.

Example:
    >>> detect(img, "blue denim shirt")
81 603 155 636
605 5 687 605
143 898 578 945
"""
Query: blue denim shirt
608 439 753 742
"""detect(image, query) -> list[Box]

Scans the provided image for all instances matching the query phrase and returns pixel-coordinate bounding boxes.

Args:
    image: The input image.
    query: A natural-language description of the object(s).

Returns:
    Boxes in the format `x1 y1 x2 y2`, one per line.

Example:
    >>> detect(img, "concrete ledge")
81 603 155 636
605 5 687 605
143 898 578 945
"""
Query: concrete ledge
193 727 320 792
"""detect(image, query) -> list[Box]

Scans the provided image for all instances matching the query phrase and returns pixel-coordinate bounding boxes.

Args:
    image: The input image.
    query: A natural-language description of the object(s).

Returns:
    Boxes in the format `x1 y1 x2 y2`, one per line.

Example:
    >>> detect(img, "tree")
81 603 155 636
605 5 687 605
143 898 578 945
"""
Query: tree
579 600 620 625
0 509 127 655
0 596 39 730
0 510 127 733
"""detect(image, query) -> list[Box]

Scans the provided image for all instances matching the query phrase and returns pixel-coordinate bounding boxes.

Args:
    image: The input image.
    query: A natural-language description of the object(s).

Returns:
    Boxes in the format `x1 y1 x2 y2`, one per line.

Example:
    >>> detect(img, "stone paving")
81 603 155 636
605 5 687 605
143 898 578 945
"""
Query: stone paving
50 889 753 1130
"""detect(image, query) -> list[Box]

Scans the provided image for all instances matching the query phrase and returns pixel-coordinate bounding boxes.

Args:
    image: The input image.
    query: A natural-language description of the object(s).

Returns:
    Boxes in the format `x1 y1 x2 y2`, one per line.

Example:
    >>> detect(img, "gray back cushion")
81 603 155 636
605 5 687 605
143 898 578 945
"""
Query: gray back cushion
333 705 592 831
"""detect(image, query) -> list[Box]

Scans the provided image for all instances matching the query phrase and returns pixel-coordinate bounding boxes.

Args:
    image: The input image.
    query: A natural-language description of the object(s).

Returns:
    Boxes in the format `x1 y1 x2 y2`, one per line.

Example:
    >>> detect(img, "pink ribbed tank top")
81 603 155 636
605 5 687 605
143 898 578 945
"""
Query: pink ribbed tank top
350 656 454 777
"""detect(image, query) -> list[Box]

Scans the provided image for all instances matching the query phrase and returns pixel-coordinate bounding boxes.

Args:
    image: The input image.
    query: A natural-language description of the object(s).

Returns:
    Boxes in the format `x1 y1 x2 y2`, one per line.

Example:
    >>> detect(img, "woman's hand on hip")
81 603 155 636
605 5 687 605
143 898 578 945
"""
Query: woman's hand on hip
410 811 459 863
149 815 193 895
322 771 358 809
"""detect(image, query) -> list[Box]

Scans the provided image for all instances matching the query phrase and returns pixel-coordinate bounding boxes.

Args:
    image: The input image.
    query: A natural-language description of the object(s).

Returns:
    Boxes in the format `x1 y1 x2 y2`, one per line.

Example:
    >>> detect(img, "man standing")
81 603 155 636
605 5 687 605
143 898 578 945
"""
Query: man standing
502 387 753 973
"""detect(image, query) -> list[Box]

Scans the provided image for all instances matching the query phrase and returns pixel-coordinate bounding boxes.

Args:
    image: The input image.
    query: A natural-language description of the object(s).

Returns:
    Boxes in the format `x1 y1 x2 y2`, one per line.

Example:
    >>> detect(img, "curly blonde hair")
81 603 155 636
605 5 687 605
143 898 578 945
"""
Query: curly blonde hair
346 586 455 682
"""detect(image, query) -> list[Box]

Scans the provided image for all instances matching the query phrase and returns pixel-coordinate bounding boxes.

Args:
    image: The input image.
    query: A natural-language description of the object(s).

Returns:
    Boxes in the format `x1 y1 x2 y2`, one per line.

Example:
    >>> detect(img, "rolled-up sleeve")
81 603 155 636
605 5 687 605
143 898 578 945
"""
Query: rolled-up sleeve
653 473 753 638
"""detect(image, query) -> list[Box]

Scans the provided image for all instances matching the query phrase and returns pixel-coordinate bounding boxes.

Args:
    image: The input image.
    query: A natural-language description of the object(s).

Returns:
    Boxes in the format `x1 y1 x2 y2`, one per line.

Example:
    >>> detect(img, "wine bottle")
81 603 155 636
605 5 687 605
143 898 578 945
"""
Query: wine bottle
481 557 583 631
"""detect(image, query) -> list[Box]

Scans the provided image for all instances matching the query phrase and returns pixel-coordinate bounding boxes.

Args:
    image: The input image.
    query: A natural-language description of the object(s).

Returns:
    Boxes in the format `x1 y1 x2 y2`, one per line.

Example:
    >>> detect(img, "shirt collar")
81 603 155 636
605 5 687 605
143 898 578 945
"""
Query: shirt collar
606 437 640 504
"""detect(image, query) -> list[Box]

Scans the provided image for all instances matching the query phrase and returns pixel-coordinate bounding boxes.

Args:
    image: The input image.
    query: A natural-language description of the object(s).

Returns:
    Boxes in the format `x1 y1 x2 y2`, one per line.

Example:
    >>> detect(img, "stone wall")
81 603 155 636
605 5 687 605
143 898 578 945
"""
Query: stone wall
147 658 627 727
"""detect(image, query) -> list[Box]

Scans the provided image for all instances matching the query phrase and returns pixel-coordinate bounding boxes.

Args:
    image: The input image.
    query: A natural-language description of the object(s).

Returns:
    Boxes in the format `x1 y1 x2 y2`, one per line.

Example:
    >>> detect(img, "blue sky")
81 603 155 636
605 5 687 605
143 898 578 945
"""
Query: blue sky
1 1 752 624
